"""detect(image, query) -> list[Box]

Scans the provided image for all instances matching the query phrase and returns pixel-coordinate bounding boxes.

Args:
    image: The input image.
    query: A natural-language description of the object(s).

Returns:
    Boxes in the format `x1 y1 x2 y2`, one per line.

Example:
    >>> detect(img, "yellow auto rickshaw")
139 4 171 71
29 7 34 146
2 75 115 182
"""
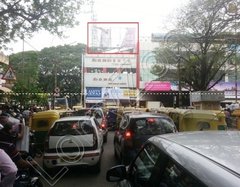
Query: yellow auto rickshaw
168 108 227 132
29 110 71 151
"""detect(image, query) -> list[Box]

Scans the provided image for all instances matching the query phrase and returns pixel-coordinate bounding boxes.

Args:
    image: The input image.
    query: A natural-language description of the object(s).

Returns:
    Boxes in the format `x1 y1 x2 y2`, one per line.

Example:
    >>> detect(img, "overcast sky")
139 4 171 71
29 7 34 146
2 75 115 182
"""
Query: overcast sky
5 0 188 54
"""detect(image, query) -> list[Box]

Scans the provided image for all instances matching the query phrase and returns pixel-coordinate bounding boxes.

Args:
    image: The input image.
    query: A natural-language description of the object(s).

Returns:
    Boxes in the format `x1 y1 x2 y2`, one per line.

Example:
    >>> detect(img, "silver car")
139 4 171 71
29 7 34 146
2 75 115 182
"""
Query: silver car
107 131 240 187
43 116 103 173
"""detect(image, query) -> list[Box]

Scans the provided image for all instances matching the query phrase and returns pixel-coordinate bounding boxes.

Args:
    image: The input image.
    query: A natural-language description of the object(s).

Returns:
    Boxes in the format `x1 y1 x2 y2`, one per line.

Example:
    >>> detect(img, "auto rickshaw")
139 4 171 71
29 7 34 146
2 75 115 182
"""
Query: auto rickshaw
168 108 227 132
29 110 71 151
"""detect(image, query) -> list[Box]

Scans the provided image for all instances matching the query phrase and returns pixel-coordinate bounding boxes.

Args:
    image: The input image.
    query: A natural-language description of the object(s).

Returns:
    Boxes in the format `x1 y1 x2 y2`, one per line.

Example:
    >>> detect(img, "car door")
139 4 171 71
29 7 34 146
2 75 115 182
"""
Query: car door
123 143 207 187
158 159 207 187
92 117 103 146
115 116 128 155
119 143 161 187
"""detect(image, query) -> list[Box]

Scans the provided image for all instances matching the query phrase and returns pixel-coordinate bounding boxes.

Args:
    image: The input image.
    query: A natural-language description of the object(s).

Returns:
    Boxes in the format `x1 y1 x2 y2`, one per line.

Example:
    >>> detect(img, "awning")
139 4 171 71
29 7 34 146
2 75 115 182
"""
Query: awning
85 99 103 103
0 87 12 92
221 100 237 103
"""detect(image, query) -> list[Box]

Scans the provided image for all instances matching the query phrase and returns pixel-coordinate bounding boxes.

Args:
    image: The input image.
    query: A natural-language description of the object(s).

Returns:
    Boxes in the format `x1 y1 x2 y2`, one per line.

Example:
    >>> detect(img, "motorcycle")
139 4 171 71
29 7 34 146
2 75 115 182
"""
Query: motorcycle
14 168 43 187
0 125 43 187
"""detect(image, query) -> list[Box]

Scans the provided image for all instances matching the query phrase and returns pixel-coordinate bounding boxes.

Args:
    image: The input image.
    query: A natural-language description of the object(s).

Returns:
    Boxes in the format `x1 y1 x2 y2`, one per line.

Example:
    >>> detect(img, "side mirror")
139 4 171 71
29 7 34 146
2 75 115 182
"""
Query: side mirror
106 165 127 182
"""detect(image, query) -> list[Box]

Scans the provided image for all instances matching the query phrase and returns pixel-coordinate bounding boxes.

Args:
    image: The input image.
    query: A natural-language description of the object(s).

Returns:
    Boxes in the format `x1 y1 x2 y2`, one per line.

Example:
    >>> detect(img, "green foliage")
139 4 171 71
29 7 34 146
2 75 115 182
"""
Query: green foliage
0 0 84 49
151 48 178 81
38 43 86 95
153 0 240 91
8 44 86 105
9 51 45 105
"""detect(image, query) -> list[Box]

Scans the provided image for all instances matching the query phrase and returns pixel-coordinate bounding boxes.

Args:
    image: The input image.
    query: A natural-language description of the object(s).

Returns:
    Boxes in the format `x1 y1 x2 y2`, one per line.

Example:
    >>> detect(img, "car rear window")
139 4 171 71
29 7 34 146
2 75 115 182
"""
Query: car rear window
73 109 91 116
73 109 103 119
50 120 94 136
130 117 176 135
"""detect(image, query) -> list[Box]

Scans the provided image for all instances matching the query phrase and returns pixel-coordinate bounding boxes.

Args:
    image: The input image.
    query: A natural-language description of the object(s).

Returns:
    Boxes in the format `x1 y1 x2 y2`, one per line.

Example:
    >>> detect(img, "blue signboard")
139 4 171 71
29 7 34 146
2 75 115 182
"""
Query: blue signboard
86 87 102 98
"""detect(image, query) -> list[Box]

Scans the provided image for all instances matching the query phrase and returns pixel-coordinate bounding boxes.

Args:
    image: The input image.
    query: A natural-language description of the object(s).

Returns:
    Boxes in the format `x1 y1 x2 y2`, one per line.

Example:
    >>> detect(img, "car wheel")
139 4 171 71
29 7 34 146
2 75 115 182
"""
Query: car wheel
114 142 119 159
103 135 108 143
90 160 101 174
42 163 55 176
121 154 130 165
114 147 118 160
33 179 43 187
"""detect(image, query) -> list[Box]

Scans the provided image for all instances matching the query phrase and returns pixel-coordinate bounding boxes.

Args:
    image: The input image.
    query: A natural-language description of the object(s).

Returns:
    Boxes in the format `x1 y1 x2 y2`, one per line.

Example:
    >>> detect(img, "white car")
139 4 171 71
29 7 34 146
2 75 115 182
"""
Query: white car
73 107 108 143
43 116 103 173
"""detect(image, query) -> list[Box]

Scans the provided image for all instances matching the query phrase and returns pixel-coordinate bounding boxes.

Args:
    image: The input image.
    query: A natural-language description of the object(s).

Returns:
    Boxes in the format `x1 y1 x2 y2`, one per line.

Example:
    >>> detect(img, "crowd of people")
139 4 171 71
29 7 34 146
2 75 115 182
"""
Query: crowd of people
0 104 37 187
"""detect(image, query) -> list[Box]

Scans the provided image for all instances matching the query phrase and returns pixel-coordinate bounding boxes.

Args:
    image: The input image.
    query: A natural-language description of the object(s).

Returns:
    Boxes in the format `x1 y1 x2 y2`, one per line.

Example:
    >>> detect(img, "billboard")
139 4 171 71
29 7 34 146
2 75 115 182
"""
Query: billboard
102 88 137 100
86 87 102 99
84 54 137 68
87 22 139 54
85 87 137 100
145 81 171 91
84 73 136 87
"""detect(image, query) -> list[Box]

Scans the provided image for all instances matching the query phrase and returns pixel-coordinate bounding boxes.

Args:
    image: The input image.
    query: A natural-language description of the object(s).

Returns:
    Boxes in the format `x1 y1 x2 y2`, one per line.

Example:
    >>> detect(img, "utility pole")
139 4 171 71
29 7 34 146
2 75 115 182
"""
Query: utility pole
177 42 182 107
52 61 58 109
228 2 238 103
80 54 84 107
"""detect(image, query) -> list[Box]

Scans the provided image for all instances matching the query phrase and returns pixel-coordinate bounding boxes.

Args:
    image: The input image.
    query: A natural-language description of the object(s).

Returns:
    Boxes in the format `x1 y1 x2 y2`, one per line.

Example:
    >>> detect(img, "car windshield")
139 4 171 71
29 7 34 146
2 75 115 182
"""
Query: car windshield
50 120 94 136
131 117 176 135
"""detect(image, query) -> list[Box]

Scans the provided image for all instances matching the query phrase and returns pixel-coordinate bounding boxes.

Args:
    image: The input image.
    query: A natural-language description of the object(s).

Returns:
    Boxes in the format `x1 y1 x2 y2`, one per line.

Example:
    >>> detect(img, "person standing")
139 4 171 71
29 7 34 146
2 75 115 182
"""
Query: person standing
0 148 18 187
224 108 231 127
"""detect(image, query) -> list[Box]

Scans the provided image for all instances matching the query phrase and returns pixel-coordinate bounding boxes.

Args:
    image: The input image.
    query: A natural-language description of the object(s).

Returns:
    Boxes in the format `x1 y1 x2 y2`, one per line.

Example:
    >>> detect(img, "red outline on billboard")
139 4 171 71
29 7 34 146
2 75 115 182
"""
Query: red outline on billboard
87 22 139 55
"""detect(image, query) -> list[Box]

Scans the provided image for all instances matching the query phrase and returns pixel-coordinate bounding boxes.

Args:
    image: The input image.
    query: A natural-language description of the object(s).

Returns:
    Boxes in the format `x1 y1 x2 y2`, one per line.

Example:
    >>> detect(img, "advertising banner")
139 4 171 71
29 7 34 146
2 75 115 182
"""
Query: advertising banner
84 54 137 68
102 88 137 100
145 81 171 91
84 73 136 87
86 87 102 99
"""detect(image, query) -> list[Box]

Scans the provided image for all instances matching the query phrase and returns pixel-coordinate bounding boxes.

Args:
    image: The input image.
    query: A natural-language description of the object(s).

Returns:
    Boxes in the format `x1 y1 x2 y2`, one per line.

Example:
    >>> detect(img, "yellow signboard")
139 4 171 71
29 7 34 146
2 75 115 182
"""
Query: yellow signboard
123 89 137 97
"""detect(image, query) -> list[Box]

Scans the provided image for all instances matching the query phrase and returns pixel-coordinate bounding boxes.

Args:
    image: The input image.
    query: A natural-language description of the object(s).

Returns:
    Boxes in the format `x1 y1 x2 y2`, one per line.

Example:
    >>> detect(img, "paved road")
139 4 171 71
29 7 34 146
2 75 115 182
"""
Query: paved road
39 131 118 187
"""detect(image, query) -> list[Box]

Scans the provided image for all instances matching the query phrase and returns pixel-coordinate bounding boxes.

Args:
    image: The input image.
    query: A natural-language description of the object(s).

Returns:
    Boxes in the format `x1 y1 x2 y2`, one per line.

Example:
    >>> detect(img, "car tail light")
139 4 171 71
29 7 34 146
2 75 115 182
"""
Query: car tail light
124 130 133 139
101 123 106 129
44 128 54 151
44 138 49 151
93 130 98 149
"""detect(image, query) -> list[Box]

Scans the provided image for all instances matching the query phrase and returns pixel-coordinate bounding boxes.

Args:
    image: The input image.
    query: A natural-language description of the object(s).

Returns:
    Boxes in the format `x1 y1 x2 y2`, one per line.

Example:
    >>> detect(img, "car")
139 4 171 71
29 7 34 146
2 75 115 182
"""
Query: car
106 107 118 130
114 111 177 165
43 116 103 173
72 107 108 143
107 131 240 187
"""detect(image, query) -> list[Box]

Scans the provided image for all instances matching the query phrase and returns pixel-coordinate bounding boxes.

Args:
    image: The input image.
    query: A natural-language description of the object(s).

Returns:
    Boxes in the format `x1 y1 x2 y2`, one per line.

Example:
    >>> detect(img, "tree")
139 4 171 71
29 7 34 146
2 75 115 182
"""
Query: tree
9 44 86 106
38 43 86 104
0 0 84 49
9 51 45 106
152 0 240 91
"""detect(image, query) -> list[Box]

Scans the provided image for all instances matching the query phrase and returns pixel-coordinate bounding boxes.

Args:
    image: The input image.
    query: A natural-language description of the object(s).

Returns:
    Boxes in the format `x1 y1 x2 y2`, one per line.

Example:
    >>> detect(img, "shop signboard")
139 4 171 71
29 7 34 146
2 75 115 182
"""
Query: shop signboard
86 87 102 99
144 81 171 91
84 73 136 87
